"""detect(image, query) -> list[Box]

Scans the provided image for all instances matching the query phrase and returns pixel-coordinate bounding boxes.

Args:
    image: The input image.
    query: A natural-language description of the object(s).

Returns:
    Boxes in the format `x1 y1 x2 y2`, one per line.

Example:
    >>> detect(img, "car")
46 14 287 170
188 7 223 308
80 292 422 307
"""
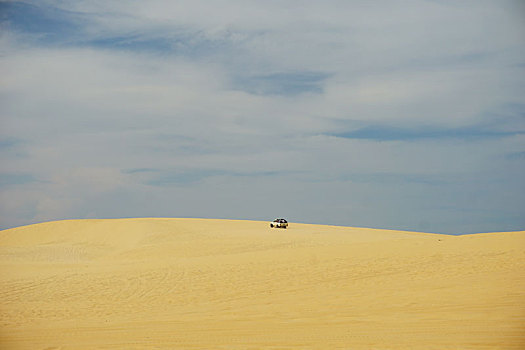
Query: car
270 218 288 229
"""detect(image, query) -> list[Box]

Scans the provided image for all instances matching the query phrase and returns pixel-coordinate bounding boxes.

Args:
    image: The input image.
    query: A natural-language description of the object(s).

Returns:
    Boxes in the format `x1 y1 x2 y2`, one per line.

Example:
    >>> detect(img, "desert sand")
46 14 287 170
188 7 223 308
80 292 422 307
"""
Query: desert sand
1 218 524 349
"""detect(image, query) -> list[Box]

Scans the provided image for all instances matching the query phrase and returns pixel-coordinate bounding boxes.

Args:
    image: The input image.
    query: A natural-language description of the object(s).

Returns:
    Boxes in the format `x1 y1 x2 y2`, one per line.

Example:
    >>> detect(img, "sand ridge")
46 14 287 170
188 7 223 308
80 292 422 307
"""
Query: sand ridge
1 218 524 349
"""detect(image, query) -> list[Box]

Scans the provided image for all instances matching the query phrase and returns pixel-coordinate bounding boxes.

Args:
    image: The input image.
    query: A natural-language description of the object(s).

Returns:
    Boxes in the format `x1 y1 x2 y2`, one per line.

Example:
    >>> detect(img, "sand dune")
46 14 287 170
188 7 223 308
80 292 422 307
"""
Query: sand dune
1 218 524 349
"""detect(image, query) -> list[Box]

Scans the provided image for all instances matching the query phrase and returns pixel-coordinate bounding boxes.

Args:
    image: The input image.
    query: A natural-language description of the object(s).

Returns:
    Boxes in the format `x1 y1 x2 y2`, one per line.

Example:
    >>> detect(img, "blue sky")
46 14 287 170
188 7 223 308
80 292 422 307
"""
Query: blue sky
1 0 524 234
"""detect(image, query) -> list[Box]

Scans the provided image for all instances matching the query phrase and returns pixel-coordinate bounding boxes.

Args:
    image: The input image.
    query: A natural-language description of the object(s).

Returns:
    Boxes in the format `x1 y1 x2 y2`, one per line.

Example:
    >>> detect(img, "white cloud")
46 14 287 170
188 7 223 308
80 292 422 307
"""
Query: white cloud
0 0 524 233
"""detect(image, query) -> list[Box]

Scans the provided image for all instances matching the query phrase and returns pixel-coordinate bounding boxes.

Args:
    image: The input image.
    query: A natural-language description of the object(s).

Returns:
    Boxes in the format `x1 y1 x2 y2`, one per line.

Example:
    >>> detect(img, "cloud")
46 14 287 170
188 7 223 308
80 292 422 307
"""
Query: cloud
0 0 524 233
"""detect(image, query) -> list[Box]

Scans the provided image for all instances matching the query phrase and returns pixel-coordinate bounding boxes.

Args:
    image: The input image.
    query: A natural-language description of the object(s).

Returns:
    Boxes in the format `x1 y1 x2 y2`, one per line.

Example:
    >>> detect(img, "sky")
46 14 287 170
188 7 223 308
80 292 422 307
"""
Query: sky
0 0 524 234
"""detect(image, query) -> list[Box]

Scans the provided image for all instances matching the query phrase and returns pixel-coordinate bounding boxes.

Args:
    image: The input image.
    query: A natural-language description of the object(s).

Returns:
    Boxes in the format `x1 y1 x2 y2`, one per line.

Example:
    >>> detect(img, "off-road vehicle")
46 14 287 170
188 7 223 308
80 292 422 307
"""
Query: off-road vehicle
270 218 288 229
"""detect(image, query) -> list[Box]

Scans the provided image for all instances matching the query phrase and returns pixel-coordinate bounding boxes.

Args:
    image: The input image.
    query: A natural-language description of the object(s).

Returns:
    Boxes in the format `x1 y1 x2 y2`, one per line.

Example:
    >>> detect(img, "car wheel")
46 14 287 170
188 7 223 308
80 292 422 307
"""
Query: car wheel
270 224 273 228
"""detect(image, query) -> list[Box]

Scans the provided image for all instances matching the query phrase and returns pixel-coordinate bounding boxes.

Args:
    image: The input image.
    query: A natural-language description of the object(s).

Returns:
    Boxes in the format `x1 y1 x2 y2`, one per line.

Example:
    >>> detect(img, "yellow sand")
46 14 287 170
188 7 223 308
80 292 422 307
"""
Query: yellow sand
1 218 524 349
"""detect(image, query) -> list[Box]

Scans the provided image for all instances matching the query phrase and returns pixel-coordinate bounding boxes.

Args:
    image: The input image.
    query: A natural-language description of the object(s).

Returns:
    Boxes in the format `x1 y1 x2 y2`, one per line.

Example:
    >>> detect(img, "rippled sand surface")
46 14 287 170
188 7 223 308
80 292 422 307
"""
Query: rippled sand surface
1 218 524 349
